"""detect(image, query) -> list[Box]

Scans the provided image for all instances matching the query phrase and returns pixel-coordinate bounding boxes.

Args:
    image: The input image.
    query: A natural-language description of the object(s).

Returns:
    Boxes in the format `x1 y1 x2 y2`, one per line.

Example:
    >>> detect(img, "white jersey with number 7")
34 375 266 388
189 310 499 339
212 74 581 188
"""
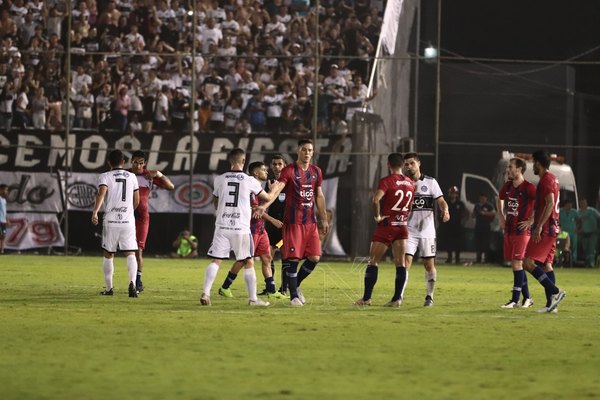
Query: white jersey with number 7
97 168 139 225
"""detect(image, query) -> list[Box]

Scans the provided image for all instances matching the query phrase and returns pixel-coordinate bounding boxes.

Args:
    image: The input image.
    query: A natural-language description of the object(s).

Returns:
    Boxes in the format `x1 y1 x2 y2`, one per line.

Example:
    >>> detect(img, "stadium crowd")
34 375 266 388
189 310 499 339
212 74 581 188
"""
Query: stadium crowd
0 0 383 136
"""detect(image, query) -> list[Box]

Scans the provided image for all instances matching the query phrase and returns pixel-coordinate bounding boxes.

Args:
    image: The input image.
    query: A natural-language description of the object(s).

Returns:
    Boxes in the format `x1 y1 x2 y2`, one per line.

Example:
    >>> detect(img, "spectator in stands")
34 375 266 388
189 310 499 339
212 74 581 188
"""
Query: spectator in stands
264 84 284 134
224 97 242 132
154 84 170 130
31 87 48 129
245 89 266 132
0 80 15 132
170 88 190 132
74 83 94 129
113 84 130 133
14 85 30 128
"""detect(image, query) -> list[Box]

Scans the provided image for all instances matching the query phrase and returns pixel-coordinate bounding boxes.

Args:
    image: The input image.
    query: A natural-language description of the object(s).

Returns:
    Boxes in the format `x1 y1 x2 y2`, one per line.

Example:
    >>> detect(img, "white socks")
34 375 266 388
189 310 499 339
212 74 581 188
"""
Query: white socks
103 257 114 290
203 262 219 295
126 255 138 284
425 270 437 298
244 267 258 301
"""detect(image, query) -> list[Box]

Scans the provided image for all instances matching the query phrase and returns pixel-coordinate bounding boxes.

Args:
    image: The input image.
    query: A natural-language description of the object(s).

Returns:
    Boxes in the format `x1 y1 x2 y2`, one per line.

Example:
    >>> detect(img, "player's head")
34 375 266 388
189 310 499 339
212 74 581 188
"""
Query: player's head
270 154 286 175
507 157 526 180
0 183 7 196
130 150 146 173
387 152 403 170
248 161 268 181
448 185 459 199
532 150 550 175
297 139 314 164
107 149 125 168
403 152 421 179
228 148 246 168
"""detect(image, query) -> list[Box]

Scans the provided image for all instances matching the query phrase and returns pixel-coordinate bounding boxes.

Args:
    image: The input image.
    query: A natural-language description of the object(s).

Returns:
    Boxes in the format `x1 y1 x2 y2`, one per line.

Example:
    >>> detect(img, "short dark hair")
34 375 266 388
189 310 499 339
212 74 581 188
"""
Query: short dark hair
248 161 265 175
388 152 403 168
532 150 550 169
131 150 146 160
510 157 527 173
107 149 125 167
271 154 285 163
0 183 7 190
228 148 246 164
403 152 419 161
298 138 313 147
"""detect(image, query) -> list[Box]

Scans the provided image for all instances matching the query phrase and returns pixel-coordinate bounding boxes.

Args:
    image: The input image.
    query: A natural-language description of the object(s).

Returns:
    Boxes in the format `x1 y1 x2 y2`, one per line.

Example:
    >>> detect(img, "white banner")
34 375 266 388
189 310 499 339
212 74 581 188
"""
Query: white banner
4 213 65 250
0 171 62 213
381 0 405 55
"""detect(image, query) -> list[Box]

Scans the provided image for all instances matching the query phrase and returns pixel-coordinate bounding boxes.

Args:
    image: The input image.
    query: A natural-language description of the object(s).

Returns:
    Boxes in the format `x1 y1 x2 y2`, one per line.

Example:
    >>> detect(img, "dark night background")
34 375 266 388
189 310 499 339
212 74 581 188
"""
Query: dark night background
416 0 600 205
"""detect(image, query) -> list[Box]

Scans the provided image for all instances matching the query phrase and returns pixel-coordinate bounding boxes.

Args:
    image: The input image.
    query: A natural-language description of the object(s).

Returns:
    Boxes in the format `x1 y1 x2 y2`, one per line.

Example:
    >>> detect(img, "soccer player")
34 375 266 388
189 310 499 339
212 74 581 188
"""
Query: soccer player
200 148 270 307
0 183 7 254
523 151 566 312
130 150 174 293
259 139 329 307
497 158 536 309
354 153 415 307
91 150 140 298
265 154 287 294
402 152 449 307
217 161 287 300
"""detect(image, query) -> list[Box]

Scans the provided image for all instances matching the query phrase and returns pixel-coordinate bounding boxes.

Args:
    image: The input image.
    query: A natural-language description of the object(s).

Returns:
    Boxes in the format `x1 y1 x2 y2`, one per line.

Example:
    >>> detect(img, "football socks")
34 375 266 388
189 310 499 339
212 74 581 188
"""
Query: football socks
203 262 219 295
511 269 525 303
392 266 407 302
222 271 238 290
297 259 317 285
243 267 258 302
102 257 114 291
362 265 378 301
285 260 299 300
126 255 138 285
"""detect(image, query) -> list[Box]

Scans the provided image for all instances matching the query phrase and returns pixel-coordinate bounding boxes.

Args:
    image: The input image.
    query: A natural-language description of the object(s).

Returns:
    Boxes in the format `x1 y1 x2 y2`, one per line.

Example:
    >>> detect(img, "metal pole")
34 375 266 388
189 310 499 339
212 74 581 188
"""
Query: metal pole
188 1 197 233
434 0 441 178
311 0 320 141
64 2 73 255
413 0 421 150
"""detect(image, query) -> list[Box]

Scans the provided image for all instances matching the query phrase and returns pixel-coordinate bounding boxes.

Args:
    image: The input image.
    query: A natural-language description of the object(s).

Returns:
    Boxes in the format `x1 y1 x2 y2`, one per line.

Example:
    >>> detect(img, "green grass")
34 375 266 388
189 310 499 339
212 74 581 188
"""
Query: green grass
1 255 599 400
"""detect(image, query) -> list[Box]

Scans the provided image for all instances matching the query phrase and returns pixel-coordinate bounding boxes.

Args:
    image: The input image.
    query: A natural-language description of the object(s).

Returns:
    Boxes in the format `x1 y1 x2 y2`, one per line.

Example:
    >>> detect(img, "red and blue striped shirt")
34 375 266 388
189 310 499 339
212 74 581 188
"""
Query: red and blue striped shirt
278 162 323 225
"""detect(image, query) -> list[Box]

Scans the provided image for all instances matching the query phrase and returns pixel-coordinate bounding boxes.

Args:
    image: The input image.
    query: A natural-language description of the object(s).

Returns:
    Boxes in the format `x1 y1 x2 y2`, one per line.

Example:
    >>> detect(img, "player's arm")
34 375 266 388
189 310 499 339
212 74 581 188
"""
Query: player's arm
262 212 283 229
436 196 450 222
212 196 219 210
133 189 140 209
258 180 285 208
496 196 505 229
533 192 554 242
315 186 329 235
372 189 387 223
147 169 175 191
91 185 108 225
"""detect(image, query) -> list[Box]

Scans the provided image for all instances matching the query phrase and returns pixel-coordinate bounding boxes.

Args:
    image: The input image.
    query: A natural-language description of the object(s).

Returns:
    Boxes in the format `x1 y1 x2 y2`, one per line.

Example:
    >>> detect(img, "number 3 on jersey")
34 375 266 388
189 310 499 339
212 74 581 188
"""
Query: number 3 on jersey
391 189 413 212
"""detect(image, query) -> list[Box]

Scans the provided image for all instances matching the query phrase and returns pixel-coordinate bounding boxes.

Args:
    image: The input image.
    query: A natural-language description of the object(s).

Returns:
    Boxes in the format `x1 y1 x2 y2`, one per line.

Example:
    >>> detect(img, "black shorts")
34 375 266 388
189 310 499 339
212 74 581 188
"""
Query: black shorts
266 225 282 246
0 222 7 236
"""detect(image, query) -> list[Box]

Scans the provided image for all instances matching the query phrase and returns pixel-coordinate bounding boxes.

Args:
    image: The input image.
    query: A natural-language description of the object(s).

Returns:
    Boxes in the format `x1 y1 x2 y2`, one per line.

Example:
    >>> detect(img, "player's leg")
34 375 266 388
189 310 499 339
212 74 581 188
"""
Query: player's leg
242 257 270 306
389 236 409 305
502 258 526 308
256 232 273 295
404 235 419 270
218 260 244 297
135 218 149 292
281 224 305 305
420 237 437 306
355 240 388 305
524 240 566 312
118 226 140 298
0 227 5 254
101 250 115 295
296 224 321 287
541 243 557 308
202 231 231 305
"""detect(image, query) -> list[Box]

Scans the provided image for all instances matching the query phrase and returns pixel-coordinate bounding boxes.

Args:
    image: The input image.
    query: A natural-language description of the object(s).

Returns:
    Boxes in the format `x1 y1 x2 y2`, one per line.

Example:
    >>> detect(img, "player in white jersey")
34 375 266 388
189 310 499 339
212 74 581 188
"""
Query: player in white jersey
91 150 140 298
403 152 450 307
200 148 271 307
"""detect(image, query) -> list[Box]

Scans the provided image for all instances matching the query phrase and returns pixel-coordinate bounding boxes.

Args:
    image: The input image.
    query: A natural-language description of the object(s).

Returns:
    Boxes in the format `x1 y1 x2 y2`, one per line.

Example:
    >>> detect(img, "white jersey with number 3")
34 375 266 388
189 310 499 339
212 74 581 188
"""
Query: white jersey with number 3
408 174 443 239
98 168 139 225
213 171 263 234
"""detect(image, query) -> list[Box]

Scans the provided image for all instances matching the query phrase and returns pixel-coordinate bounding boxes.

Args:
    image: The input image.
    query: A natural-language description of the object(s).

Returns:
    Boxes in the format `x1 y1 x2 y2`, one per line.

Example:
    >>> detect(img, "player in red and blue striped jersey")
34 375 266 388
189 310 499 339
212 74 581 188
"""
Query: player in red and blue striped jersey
497 158 536 309
259 139 329 307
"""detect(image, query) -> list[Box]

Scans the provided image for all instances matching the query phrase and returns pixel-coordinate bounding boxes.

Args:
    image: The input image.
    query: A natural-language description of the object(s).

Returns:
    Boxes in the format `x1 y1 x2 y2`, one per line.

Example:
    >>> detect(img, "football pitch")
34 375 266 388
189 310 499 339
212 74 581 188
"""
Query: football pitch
1 255 599 400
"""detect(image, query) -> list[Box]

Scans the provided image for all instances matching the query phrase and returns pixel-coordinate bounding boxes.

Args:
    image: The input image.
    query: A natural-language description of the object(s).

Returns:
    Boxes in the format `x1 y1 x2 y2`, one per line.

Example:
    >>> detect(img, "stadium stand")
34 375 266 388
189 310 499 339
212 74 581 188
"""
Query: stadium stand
0 0 383 136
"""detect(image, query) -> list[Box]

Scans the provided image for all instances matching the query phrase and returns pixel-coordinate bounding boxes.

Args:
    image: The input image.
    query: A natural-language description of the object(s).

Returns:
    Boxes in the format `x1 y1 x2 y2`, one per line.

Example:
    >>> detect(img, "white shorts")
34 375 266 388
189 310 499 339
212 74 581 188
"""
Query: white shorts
406 236 436 258
102 223 138 253
207 228 254 260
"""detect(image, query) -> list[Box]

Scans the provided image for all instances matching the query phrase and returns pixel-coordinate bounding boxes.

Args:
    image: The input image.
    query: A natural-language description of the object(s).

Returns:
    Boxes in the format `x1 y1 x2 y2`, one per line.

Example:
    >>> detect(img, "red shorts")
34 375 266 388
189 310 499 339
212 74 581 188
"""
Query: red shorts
503 234 530 261
525 235 556 264
135 218 149 251
253 230 271 257
282 223 321 260
371 225 408 246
